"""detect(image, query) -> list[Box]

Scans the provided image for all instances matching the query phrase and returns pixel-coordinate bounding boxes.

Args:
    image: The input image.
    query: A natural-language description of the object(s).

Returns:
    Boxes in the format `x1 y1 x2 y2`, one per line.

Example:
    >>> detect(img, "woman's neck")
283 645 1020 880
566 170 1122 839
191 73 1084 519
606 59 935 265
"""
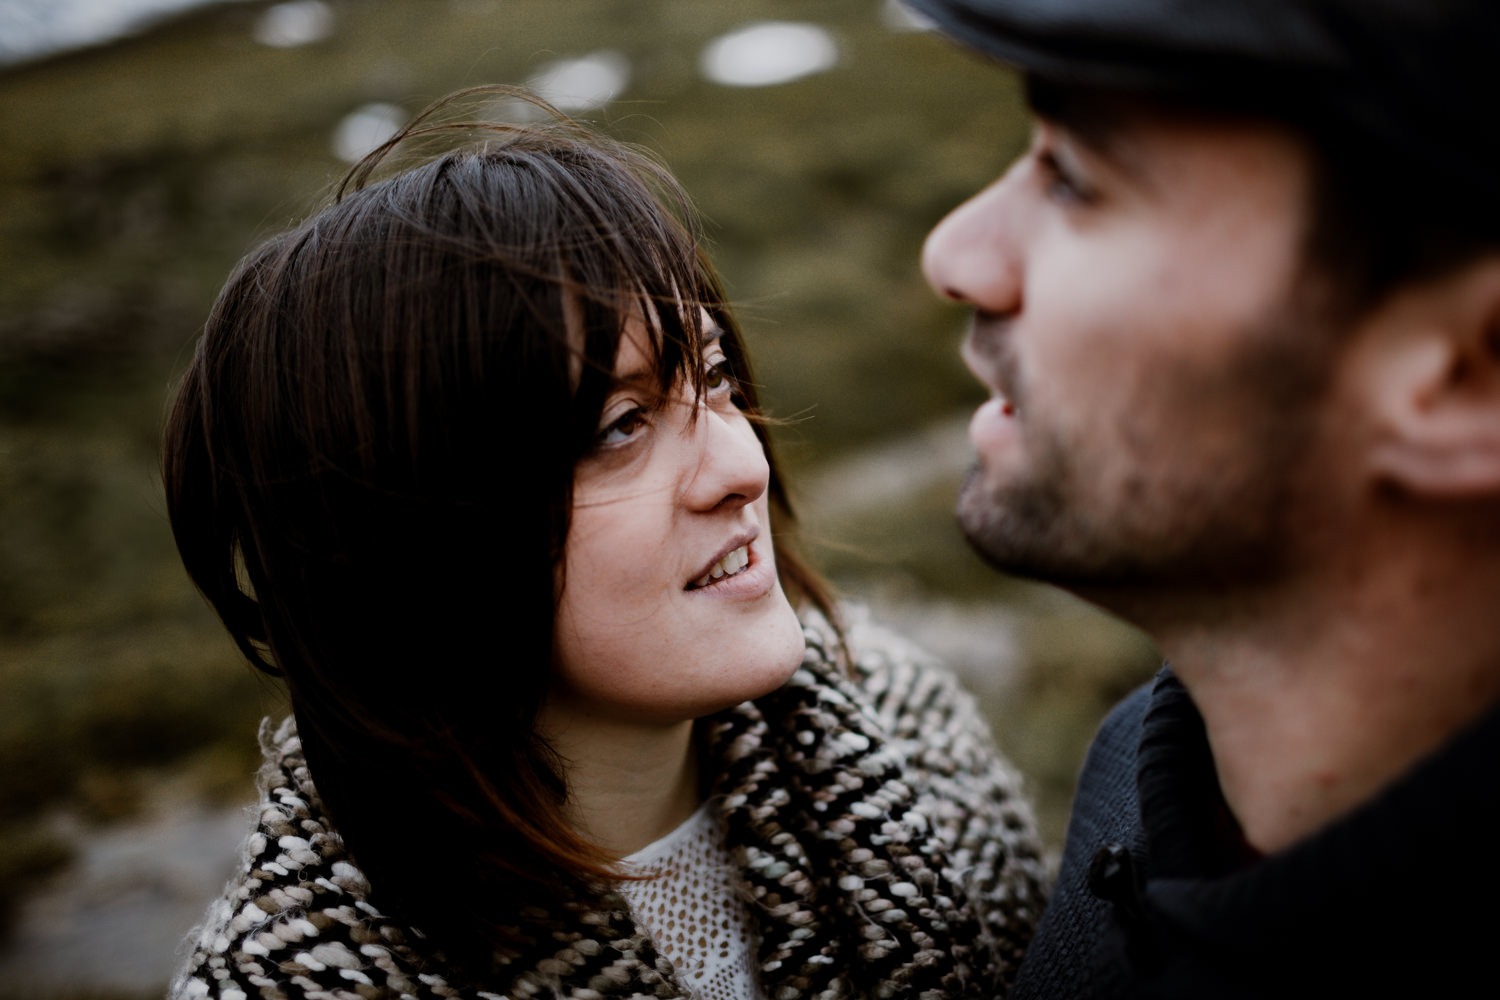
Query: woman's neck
540 709 703 858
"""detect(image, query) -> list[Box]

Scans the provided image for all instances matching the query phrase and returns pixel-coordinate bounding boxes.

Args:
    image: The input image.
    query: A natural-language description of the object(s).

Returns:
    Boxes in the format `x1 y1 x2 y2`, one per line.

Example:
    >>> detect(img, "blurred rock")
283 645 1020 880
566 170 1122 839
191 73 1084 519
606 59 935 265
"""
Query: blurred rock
699 21 840 87
252 0 335 49
0 770 249 998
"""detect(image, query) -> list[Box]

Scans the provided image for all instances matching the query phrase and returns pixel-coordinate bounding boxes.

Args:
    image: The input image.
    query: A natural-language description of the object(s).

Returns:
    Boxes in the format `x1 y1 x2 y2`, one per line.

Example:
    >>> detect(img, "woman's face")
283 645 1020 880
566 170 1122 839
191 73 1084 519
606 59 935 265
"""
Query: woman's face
548 315 806 726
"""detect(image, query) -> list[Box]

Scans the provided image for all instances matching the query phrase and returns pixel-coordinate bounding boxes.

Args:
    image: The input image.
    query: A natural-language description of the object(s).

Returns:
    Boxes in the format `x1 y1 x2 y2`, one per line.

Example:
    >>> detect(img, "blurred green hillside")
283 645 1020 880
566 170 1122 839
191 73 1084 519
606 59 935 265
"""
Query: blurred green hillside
0 1 1160 989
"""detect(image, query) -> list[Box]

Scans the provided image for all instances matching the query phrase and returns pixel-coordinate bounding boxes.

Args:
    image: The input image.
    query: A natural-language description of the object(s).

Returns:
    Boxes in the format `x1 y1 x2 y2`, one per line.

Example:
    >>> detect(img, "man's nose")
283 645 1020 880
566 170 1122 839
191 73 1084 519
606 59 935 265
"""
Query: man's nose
921 169 1025 317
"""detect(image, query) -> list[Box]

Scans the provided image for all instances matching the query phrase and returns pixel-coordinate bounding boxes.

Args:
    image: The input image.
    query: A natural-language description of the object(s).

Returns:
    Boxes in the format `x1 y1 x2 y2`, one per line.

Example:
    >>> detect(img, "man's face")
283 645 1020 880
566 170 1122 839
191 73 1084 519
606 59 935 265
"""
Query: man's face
922 91 1347 611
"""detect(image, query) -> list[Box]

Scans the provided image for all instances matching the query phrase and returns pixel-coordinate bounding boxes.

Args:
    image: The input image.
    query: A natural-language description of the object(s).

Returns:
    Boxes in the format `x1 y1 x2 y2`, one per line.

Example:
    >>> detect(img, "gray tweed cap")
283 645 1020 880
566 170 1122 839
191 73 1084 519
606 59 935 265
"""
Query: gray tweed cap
903 0 1500 197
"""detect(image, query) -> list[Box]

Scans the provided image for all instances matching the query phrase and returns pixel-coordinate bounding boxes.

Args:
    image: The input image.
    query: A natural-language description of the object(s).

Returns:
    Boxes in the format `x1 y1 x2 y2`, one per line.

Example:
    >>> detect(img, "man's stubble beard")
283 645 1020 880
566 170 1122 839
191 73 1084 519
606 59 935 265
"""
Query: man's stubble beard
955 298 1338 606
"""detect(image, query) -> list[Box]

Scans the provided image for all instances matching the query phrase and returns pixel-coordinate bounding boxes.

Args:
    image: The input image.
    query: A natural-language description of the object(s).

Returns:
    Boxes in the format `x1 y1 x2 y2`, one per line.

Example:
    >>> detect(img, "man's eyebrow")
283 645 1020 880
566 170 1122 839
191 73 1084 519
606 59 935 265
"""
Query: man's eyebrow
1025 76 1122 149
1024 75 1149 181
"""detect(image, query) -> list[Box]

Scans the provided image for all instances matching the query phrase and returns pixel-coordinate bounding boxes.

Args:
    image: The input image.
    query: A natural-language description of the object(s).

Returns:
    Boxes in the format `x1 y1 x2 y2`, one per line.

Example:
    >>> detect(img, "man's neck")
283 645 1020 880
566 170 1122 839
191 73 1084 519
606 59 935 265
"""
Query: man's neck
1147 536 1500 855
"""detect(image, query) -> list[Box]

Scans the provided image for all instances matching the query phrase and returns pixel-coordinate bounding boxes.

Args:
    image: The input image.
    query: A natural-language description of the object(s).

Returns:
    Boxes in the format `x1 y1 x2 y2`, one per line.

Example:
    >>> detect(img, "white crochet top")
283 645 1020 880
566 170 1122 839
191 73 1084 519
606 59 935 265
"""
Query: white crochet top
618 801 763 1000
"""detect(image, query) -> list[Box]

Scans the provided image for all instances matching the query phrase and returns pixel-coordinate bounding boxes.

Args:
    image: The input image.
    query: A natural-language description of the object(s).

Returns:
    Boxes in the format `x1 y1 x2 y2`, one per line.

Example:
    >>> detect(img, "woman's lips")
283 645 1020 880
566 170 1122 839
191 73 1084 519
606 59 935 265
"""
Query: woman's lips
688 542 750 589
685 535 776 600
685 529 759 590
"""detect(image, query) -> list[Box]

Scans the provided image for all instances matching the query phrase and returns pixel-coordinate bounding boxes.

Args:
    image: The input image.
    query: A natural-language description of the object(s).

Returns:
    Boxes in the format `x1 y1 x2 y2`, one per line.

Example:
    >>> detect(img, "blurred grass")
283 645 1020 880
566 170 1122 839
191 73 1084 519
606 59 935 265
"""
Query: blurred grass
0 0 1163 954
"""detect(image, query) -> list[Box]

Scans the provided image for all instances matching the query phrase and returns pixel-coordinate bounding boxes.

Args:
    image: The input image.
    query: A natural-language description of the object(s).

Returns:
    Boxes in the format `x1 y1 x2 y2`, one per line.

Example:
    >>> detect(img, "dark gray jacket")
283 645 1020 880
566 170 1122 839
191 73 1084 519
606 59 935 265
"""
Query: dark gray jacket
1015 666 1500 999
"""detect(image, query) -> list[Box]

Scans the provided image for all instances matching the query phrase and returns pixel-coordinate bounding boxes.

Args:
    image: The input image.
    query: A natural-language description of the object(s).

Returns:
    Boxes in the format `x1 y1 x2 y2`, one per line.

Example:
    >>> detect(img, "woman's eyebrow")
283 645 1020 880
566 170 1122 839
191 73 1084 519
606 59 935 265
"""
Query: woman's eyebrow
606 317 724 392
611 364 658 390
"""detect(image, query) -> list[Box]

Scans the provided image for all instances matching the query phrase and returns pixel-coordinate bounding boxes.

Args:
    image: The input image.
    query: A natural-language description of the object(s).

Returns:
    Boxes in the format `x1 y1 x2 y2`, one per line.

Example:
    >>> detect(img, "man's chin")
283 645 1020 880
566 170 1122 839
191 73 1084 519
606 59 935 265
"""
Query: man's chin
955 465 1101 588
955 466 1035 574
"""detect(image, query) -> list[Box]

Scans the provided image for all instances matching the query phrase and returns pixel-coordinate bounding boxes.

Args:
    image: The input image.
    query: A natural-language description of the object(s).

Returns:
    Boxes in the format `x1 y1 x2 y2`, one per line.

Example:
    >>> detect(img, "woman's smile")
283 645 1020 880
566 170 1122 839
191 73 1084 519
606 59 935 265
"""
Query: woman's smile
688 543 750 589
686 536 779 599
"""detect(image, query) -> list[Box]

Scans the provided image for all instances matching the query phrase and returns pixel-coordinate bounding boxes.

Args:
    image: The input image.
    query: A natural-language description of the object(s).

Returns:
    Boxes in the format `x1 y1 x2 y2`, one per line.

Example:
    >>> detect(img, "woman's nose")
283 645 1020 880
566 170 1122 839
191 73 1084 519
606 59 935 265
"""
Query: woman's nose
921 169 1025 317
682 403 769 513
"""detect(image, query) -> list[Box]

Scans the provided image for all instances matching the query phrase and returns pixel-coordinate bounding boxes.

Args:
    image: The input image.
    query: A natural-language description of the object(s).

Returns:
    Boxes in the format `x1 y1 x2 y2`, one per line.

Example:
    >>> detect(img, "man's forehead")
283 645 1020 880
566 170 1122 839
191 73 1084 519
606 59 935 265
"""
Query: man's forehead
1027 77 1217 147
1026 75 1310 188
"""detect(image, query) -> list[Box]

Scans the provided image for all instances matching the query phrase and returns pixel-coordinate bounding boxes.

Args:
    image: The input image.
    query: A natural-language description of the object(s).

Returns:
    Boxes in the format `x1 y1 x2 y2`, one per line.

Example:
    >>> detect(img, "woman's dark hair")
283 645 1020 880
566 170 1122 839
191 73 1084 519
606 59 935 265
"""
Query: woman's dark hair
162 86 836 964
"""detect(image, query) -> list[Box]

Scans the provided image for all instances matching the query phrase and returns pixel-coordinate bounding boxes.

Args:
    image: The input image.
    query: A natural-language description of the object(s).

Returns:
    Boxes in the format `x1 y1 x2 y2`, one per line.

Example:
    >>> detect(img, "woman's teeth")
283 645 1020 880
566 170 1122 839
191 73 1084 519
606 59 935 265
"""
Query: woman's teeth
691 545 749 589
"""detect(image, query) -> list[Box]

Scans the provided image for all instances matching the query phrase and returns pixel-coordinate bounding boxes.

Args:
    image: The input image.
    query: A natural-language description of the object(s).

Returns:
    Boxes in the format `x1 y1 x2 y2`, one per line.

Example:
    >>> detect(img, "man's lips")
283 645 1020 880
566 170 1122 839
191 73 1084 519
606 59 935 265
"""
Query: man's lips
962 313 1019 411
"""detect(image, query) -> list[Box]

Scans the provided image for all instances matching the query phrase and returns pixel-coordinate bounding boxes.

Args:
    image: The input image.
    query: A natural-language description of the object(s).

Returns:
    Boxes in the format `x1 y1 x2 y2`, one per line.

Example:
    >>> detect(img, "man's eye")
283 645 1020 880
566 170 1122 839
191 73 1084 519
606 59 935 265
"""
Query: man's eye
597 407 648 447
1037 148 1094 205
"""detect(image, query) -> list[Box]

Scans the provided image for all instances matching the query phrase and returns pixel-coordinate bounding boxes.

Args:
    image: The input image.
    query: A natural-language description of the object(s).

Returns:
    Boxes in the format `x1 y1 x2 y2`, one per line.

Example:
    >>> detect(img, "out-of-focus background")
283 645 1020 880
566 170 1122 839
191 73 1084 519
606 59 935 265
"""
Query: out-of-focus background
0 1 1163 996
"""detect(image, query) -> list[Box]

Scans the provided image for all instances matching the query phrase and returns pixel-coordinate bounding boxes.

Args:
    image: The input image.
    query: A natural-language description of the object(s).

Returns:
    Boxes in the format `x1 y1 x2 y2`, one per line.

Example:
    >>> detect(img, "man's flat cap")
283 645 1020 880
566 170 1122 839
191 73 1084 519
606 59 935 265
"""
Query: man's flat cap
904 0 1499 194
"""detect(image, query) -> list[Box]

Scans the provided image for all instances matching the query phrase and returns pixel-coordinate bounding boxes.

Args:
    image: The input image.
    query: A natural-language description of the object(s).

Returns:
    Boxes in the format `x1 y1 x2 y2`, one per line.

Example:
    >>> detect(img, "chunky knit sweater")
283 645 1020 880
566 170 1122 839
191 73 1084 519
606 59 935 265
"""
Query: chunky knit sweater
169 614 1048 999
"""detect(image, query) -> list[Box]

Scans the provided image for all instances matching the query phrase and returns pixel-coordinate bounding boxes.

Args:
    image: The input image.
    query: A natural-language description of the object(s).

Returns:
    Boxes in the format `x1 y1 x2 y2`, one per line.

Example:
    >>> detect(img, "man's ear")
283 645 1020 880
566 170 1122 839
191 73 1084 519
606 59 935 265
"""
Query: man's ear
1365 255 1500 498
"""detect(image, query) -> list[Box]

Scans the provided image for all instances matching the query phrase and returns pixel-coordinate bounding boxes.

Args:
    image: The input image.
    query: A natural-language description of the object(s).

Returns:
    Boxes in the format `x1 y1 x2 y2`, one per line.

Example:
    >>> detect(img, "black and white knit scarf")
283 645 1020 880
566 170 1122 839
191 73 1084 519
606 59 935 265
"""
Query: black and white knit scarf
170 617 1047 999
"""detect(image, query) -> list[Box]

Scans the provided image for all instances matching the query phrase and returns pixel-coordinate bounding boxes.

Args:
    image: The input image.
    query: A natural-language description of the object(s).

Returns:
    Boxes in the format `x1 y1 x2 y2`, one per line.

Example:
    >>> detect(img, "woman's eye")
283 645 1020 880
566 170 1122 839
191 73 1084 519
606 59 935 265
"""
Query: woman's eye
702 352 737 399
597 406 649 447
